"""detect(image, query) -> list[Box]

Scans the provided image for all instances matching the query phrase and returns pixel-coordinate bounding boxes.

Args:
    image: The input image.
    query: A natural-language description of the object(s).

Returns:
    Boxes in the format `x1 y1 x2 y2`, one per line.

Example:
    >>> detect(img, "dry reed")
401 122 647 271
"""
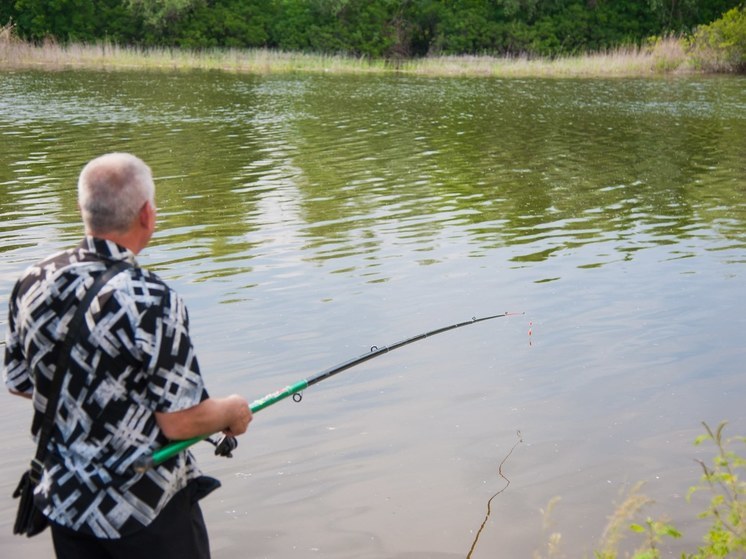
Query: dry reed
0 31 695 78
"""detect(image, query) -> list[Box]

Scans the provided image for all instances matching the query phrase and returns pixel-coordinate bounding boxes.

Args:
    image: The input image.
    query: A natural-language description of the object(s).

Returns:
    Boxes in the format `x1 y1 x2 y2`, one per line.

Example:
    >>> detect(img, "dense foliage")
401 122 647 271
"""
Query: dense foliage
688 5 746 71
1 0 743 57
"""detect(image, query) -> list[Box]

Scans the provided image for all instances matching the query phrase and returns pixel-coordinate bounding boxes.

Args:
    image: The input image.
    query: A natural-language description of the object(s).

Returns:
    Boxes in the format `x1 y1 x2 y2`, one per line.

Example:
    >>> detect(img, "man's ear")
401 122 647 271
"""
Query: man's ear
139 201 152 228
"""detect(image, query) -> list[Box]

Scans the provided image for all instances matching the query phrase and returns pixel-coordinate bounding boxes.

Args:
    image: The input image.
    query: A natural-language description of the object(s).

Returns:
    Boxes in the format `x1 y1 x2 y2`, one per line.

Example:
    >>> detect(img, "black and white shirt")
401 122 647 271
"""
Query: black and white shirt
4 237 207 538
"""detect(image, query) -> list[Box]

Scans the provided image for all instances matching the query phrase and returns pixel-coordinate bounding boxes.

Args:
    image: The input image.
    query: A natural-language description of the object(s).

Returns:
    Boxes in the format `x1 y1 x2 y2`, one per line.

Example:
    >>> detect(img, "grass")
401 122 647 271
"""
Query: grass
533 422 746 559
0 24 698 78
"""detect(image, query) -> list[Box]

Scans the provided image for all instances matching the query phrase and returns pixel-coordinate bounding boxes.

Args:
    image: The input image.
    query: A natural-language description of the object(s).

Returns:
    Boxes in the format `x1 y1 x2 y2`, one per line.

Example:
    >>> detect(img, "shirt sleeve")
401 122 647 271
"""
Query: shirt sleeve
3 281 33 395
138 286 208 413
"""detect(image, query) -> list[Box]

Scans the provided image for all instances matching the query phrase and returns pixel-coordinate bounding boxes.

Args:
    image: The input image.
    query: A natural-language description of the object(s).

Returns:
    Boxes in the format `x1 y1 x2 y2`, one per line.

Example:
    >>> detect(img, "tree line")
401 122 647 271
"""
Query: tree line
2 0 742 58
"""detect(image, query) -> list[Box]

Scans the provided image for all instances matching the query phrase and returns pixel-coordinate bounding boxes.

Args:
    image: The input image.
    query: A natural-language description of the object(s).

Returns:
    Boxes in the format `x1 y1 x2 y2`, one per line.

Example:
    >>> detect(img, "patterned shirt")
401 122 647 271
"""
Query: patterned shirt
3 237 208 538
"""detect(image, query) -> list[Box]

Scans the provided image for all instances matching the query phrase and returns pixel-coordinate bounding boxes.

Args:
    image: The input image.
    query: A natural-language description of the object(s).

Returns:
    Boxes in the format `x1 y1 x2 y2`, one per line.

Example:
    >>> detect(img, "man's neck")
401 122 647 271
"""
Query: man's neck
87 230 145 255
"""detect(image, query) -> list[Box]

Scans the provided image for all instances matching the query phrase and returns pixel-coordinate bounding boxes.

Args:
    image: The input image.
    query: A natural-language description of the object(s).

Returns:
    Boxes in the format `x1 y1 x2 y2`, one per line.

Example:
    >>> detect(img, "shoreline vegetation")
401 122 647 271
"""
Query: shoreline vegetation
532 422 746 559
0 28 732 79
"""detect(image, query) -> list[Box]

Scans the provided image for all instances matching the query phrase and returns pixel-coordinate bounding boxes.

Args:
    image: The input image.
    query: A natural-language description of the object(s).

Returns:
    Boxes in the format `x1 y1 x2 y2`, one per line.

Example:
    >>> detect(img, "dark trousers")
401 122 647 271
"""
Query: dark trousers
50 483 211 559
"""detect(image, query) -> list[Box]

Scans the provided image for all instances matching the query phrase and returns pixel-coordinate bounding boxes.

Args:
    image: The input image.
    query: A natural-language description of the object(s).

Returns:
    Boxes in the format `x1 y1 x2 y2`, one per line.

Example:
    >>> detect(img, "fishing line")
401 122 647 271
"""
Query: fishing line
466 430 524 559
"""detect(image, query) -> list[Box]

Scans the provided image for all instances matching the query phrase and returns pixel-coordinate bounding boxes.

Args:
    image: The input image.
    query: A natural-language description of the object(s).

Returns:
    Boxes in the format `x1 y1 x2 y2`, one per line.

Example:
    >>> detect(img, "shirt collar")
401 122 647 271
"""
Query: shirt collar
79 236 138 266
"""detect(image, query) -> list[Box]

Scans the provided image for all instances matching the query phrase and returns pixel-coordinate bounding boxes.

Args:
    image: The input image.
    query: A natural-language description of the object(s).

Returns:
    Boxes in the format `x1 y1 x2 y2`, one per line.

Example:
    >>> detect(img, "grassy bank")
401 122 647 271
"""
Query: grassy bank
0 28 699 78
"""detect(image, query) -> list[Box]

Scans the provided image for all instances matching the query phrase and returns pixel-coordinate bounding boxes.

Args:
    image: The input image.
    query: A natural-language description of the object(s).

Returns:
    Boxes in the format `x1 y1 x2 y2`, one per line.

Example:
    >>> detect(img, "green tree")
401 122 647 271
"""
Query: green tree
648 0 742 32
12 0 97 42
400 0 449 56
334 0 400 57
5 0 746 57
127 0 201 30
269 0 320 51
168 0 273 48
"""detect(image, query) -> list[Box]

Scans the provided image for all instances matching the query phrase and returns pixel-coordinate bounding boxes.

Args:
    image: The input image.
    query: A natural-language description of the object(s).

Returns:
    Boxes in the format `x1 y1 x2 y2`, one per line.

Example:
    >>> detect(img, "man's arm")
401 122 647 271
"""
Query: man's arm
4 283 35 398
155 394 252 440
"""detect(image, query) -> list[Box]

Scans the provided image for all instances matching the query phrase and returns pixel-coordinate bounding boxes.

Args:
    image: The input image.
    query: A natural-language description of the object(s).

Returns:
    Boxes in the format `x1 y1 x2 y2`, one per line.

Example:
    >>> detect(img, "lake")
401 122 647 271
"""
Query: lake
0 69 745 558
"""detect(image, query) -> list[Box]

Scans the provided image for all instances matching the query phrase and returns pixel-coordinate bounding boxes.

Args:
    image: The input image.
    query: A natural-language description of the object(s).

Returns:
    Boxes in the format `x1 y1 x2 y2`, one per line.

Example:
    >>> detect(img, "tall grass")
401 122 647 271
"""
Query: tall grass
0 26 695 78
401 38 692 77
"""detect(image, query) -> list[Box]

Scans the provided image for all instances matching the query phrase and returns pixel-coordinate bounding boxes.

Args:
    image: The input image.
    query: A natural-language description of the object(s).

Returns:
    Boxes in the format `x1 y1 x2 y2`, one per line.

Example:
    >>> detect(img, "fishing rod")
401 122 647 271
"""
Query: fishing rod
135 312 520 472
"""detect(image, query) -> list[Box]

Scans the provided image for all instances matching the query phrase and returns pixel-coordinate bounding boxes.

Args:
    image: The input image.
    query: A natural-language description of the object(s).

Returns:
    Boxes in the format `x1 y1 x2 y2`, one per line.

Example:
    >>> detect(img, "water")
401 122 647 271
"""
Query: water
0 69 745 558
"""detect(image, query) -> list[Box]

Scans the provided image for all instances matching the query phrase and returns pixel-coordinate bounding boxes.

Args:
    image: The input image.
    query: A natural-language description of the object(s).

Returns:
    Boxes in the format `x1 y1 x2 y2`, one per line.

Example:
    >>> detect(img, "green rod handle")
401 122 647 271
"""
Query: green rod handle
135 379 309 473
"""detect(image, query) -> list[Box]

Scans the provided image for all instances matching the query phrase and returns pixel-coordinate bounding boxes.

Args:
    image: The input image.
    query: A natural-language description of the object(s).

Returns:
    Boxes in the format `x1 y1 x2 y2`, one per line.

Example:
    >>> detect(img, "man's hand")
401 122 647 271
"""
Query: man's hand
221 394 252 436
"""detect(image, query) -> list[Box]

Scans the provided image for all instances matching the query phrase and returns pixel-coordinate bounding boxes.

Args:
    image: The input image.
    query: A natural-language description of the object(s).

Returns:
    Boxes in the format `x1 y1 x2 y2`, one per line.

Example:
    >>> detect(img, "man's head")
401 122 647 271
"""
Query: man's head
78 153 156 253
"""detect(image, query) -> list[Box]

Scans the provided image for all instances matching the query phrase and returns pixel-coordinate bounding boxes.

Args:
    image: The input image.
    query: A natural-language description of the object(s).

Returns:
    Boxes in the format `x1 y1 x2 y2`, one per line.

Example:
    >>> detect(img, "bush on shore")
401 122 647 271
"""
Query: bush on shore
688 6 746 73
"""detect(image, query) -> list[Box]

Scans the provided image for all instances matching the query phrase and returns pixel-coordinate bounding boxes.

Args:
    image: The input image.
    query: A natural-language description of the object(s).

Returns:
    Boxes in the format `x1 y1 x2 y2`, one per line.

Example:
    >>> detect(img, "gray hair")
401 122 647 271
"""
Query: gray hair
78 153 155 235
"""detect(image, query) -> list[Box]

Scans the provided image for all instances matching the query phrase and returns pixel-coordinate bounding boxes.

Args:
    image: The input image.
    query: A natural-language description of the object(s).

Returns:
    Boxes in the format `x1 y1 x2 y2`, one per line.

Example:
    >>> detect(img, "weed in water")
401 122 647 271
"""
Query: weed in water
534 422 746 558
685 421 746 558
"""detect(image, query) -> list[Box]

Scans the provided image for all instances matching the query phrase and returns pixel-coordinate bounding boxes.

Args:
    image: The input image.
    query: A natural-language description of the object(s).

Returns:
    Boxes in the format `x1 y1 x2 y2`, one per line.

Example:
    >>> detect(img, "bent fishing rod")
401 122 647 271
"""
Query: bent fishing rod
135 312 520 472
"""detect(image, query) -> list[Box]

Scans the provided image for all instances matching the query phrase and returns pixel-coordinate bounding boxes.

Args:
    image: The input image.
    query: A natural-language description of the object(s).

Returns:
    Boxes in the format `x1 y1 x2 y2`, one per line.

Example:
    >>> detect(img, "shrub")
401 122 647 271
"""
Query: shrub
688 6 746 73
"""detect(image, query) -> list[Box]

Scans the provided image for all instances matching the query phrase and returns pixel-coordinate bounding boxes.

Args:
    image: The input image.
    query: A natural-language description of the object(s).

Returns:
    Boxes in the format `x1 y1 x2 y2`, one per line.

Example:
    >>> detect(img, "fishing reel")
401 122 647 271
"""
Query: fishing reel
208 434 238 458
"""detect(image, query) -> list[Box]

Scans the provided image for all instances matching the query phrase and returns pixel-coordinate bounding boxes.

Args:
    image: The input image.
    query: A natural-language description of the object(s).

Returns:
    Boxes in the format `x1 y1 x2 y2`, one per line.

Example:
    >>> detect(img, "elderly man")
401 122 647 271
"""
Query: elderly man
4 153 252 558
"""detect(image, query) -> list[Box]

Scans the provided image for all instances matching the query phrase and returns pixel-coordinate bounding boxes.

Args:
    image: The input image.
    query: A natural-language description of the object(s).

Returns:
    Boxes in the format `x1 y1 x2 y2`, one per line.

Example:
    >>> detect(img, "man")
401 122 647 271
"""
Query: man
4 153 252 558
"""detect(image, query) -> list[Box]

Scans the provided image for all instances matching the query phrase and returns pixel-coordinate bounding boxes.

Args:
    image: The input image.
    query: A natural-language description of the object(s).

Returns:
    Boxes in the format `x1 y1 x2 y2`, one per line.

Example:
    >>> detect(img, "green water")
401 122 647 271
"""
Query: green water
1 69 745 558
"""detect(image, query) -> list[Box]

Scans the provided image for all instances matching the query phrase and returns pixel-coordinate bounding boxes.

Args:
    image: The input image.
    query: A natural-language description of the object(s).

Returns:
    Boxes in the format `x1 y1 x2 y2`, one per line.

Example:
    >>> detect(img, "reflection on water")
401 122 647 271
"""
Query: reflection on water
2 72 744 280
0 70 745 558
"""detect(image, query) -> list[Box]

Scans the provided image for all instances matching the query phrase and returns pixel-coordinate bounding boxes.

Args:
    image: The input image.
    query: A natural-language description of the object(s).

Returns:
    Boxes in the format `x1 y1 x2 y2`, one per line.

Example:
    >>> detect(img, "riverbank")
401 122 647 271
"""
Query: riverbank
0 33 698 78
